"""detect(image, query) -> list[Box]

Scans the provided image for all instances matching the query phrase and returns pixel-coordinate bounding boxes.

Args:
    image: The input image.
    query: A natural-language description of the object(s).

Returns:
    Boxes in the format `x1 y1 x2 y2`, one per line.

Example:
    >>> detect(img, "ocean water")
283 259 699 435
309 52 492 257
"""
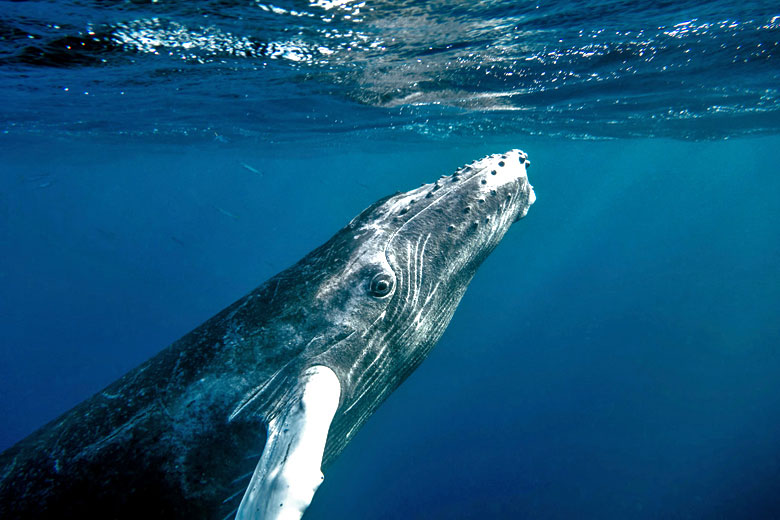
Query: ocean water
1 0 780 518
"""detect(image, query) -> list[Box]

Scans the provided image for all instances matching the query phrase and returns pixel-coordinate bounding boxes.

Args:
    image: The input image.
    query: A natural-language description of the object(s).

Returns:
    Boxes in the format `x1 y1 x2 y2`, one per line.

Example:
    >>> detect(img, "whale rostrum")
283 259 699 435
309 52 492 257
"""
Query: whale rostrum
0 149 535 519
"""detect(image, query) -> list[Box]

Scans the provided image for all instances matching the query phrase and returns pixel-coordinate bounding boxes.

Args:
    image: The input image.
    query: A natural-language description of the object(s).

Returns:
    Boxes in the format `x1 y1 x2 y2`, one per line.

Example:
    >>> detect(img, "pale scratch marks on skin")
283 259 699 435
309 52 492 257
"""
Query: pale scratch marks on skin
405 241 413 312
411 233 431 326
74 409 155 461
222 486 247 504
422 280 441 311
156 397 174 420
0 454 20 485
221 507 240 520
230 334 326 422
344 341 397 419
342 342 387 415
166 352 186 393
231 470 255 485
363 310 386 338
419 233 431 289
410 235 422 313
230 367 287 422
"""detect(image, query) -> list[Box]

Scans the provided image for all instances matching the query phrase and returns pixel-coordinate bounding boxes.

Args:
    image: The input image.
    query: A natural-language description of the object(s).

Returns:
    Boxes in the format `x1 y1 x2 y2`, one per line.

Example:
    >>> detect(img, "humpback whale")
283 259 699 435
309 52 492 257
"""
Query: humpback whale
0 150 535 519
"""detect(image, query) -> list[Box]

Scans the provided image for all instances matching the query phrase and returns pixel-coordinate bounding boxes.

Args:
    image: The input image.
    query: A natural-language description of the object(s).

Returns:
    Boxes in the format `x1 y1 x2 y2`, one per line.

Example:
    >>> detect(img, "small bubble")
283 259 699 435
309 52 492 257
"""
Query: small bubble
481 179 487 185
491 170 497 175
447 224 455 231
498 161 505 167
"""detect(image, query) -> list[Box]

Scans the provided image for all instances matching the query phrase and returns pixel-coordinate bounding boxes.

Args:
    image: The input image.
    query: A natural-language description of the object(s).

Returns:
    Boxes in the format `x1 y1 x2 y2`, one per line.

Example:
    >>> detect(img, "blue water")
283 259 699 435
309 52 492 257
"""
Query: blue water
2 0 780 518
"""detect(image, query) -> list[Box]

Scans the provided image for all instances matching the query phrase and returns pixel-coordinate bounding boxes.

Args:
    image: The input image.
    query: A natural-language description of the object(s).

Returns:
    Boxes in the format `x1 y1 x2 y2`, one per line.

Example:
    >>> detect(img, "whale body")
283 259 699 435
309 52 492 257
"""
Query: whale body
0 150 535 519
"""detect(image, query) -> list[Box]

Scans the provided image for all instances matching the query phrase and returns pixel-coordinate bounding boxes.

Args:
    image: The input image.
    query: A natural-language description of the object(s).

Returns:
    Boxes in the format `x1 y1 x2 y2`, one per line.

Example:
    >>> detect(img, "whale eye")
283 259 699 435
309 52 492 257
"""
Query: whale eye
369 273 394 298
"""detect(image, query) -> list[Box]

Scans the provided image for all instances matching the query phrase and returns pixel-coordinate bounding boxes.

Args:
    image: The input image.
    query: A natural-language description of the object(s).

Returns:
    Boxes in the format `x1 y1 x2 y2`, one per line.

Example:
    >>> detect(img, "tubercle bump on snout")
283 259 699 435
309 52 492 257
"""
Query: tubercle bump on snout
389 149 532 224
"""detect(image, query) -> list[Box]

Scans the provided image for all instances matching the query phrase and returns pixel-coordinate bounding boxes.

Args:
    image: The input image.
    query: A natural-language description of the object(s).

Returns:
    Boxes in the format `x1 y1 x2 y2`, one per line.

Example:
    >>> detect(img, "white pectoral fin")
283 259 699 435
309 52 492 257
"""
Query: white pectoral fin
236 365 341 520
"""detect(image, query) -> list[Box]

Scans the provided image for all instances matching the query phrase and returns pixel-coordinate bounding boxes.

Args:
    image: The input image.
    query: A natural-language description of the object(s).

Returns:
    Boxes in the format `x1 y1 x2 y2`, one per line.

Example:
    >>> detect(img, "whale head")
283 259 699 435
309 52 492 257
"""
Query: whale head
225 150 533 467
289 149 536 462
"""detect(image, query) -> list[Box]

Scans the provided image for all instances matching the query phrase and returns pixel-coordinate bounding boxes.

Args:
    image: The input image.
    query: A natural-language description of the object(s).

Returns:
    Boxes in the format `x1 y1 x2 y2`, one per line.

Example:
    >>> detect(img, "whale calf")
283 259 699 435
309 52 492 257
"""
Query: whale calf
0 150 535 519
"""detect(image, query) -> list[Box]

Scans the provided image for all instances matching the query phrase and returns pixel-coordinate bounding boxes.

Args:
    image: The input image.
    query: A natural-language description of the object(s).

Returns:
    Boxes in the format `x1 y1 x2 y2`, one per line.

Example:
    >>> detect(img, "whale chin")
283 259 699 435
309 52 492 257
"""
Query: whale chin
514 186 536 221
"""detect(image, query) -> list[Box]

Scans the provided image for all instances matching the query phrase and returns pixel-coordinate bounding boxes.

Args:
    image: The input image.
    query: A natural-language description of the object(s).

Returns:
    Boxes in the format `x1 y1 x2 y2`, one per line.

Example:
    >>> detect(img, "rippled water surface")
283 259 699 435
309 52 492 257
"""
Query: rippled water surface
1 0 779 139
